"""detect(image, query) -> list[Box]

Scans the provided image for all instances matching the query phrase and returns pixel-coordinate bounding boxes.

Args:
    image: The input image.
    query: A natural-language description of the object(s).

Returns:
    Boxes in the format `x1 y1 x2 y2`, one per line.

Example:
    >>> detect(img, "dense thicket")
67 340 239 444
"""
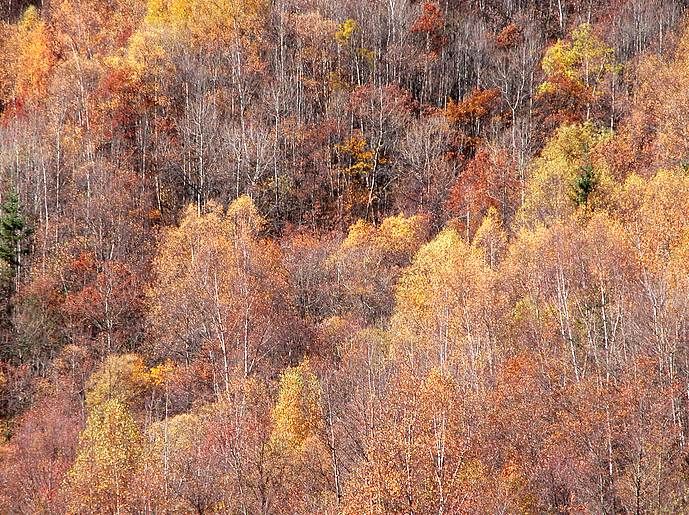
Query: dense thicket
1 0 689 512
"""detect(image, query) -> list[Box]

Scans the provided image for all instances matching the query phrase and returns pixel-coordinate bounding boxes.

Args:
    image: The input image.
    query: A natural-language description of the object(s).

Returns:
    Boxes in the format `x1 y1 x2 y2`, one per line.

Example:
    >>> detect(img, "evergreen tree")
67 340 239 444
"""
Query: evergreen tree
0 190 31 278
571 162 597 207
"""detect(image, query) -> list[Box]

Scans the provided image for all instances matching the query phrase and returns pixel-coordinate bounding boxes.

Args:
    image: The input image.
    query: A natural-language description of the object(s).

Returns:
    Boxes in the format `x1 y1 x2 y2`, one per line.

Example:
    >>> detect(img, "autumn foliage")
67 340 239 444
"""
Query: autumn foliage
1 0 689 513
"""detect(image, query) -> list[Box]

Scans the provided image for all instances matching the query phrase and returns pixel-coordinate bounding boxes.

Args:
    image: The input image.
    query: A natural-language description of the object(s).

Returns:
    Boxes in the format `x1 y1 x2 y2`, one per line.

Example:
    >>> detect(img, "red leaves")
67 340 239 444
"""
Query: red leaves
447 147 517 236
411 2 446 54
535 74 592 129
411 2 444 35
448 149 498 215
349 83 416 120
496 23 523 49
95 67 141 138
444 87 502 158
0 388 79 513
61 254 145 354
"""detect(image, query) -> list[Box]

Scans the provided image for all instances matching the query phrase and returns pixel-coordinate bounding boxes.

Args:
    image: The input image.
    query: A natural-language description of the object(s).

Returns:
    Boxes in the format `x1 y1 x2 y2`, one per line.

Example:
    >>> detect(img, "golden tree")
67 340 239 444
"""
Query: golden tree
68 399 142 514
148 196 294 391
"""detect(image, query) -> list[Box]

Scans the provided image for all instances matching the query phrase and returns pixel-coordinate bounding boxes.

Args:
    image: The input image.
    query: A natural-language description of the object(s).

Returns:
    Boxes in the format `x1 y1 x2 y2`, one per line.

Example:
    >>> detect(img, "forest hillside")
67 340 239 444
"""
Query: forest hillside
1 0 689 512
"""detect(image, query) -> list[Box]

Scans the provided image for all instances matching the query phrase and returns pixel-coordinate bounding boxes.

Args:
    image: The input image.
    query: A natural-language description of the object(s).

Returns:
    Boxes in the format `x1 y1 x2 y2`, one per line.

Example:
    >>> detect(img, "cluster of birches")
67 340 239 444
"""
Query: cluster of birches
1 0 689 512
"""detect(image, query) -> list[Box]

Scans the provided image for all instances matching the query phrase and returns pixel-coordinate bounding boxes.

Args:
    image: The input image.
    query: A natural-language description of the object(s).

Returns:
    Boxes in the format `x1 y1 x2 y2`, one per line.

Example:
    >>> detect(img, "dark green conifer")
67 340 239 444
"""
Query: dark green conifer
0 190 31 278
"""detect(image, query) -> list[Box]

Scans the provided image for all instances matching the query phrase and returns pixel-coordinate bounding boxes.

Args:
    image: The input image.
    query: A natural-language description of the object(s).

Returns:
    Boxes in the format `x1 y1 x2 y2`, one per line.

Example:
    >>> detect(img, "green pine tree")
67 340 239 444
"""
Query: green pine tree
0 190 31 278
570 163 597 207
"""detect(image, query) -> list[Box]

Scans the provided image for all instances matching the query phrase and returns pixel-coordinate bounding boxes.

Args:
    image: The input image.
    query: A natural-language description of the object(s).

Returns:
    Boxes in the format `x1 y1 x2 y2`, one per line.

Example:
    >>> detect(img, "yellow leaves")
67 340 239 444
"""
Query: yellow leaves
68 399 142 513
85 354 151 411
618 169 689 274
18 5 40 31
342 366 469 514
541 38 579 81
497 461 537 514
472 207 508 268
505 222 566 286
339 213 429 260
378 213 431 257
397 227 456 312
146 0 192 28
392 226 495 373
122 28 167 81
226 194 266 238
78 352 175 411
668 236 689 290
335 19 357 45
145 0 268 46
339 219 374 250
419 367 458 417
271 359 322 452
149 196 289 381
329 213 430 320
151 196 265 298
356 46 376 66
518 122 611 228
148 412 202 453
166 0 193 23
539 23 617 95
626 26 689 168
148 359 176 386
336 132 376 176
459 458 488 486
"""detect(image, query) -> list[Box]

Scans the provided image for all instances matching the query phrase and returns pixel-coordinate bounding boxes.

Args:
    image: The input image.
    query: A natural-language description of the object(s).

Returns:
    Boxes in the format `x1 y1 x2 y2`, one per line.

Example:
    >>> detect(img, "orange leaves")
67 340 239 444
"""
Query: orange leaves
336 131 377 177
495 23 523 50
49 0 145 59
622 35 689 172
148 359 175 387
342 366 471 515
14 7 57 100
411 2 444 35
3 0 689 512
0 6 58 110
445 87 501 127
444 88 502 157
